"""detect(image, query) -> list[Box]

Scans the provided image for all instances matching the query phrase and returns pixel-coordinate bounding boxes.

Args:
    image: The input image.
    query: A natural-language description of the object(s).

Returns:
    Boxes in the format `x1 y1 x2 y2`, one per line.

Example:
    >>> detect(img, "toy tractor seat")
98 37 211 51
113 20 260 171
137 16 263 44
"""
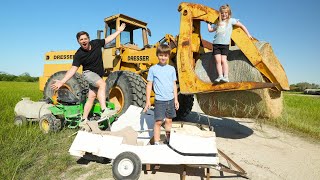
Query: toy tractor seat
57 89 80 105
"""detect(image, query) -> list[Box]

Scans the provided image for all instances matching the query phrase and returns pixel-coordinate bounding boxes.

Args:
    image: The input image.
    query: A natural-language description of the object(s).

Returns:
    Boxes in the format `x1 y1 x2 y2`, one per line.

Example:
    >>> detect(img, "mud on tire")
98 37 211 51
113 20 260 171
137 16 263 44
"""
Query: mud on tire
106 71 146 115
43 71 88 103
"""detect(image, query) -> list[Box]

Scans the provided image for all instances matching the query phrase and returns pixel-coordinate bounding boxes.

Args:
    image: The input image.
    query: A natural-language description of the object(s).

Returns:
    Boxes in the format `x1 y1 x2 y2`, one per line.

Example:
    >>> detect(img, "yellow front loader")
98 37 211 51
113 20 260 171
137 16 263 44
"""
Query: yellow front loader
40 3 288 118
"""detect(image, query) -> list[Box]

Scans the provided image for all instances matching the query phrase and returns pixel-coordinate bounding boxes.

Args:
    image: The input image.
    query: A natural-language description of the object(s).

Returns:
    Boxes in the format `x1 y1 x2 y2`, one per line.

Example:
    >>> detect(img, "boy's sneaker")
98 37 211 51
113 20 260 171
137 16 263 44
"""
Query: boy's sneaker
154 141 161 145
221 76 229 83
100 108 117 119
214 76 223 83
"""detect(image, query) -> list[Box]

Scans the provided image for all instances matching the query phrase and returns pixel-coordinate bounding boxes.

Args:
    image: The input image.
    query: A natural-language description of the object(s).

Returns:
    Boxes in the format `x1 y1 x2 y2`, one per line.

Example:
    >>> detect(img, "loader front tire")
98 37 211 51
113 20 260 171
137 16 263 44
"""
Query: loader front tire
175 94 194 120
43 71 88 103
106 71 146 115
39 114 61 133
112 152 141 180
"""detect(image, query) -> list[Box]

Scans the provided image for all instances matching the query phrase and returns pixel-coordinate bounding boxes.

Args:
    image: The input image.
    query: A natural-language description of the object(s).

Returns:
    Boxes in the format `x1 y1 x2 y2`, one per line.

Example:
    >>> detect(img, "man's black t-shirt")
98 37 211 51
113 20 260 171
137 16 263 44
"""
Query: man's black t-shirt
72 39 105 77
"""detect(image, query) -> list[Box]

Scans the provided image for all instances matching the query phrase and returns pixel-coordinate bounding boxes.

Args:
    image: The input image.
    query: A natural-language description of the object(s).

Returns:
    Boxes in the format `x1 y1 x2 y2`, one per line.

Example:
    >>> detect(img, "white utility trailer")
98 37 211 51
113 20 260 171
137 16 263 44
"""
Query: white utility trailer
69 105 247 180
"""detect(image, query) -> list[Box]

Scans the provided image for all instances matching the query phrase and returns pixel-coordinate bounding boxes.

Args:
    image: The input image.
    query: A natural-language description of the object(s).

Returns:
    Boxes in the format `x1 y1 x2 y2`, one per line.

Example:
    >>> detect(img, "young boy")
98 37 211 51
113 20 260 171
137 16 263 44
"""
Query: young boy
143 44 179 145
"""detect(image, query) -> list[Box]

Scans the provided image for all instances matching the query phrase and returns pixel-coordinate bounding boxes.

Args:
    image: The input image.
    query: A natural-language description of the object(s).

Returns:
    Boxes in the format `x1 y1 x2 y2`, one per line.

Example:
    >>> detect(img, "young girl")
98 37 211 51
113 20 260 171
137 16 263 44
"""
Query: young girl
208 4 252 83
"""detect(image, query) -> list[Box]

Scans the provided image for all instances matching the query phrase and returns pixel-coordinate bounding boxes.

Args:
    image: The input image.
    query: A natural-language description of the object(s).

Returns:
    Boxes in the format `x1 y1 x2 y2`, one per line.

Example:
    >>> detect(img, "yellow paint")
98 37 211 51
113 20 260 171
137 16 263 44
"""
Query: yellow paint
45 50 77 61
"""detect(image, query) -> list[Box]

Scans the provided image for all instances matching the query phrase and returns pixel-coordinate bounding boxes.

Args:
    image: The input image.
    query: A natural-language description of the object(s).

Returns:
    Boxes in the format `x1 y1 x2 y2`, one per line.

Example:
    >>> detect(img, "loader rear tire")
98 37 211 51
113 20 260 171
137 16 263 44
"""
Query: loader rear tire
106 71 146 115
43 71 88 103
39 114 61 133
195 44 283 119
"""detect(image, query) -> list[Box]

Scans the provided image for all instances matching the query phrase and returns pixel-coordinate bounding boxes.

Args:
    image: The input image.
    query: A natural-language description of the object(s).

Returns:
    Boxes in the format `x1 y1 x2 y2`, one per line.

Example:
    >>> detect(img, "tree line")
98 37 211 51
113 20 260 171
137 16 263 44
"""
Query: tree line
290 82 320 92
0 72 318 91
0 72 38 82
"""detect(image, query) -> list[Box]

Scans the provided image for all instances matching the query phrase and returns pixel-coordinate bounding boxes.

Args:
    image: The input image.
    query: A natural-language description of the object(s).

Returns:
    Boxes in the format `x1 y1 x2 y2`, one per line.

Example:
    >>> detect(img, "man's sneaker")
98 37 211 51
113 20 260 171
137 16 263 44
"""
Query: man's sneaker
214 76 223 83
100 108 117 119
221 76 229 83
79 118 88 127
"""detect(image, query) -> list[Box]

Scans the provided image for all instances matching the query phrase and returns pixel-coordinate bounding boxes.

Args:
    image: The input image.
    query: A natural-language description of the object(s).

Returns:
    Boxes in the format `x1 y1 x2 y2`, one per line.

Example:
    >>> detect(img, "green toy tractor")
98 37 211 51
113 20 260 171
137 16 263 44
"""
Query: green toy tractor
14 89 117 133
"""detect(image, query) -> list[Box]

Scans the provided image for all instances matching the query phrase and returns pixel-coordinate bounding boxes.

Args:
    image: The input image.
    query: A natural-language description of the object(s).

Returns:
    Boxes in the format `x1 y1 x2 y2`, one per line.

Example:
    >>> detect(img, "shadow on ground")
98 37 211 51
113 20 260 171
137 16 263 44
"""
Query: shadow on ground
180 111 254 139
76 153 111 165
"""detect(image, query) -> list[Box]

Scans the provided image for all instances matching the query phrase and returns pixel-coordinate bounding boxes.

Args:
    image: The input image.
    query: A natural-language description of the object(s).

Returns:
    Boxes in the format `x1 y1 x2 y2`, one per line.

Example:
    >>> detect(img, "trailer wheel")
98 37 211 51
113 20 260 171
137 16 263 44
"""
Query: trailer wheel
106 71 146 115
39 114 61 133
112 152 141 180
14 115 27 126
43 71 88 104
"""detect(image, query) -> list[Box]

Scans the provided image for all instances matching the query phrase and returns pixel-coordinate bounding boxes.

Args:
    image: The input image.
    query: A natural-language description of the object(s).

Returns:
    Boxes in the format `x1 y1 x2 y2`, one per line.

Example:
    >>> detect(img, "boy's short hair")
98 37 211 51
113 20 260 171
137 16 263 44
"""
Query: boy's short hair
156 44 171 56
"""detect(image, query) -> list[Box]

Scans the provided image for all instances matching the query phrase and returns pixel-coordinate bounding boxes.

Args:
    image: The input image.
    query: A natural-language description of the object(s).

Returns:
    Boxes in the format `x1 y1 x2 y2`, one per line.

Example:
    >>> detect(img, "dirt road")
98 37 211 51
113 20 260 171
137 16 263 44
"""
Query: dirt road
139 97 320 180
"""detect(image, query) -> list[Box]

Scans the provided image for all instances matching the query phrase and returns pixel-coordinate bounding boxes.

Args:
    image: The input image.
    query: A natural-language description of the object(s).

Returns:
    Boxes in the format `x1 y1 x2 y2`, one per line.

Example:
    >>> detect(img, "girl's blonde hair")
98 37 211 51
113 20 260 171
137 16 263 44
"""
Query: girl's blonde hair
218 4 232 26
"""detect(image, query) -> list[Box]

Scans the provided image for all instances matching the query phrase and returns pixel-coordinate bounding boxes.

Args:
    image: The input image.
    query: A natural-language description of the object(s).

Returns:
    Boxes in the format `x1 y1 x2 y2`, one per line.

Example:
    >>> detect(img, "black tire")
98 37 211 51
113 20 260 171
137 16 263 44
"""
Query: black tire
43 71 88 103
106 71 146 115
39 114 62 133
14 115 27 126
175 94 194 120
112 152 142 180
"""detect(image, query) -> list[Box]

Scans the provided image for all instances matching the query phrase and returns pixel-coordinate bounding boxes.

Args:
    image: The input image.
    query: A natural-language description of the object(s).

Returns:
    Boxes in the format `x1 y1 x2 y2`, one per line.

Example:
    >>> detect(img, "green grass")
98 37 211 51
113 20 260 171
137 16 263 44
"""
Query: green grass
267 92 320 139
0 81 112 180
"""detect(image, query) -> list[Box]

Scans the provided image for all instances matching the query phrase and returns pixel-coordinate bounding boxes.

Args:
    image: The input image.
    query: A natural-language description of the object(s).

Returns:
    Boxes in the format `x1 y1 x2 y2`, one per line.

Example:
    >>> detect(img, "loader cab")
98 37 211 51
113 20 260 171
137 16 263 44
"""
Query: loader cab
100 14 151 69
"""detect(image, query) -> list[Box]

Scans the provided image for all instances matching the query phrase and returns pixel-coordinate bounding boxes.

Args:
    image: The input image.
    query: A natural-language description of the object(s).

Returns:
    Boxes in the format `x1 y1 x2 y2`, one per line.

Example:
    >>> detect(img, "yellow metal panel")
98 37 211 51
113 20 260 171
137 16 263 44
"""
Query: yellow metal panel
44 50 76 61
121 47 159 64
39 76 48 91
103 48 115 68
104 14 147 28
43 64 73 77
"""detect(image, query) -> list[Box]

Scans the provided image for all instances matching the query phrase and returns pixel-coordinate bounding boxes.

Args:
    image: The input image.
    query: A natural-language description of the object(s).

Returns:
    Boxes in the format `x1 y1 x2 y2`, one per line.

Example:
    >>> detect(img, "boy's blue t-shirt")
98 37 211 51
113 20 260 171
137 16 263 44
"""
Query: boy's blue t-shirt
213 18 238 45
147 64 177 101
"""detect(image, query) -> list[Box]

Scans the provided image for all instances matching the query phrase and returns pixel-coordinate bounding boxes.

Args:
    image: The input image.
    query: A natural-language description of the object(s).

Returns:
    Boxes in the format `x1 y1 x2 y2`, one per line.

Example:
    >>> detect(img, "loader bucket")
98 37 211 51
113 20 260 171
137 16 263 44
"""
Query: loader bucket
176 2 289 94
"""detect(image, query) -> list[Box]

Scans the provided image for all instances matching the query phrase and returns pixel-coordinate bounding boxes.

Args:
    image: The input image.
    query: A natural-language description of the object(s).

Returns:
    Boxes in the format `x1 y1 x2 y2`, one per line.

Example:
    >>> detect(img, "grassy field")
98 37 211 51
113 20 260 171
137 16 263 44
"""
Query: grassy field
0 81 114 180
0 81 319 179
268 92 320 139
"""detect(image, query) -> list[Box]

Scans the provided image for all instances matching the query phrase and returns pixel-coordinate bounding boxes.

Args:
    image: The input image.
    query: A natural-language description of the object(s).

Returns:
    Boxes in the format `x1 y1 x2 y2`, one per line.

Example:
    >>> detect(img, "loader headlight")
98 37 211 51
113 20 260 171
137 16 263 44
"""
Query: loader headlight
115 49 121 56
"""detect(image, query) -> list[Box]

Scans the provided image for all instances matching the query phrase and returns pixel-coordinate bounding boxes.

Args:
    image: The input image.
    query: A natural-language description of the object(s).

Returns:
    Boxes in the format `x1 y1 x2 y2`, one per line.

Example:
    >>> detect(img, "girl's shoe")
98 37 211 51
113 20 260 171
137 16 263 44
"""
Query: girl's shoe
214 76 223 83
221 77 229 82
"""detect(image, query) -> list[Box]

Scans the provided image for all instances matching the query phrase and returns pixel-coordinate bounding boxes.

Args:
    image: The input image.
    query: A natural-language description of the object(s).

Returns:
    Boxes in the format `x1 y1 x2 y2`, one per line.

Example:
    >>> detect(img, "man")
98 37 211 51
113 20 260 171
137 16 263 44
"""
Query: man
51 23 126 121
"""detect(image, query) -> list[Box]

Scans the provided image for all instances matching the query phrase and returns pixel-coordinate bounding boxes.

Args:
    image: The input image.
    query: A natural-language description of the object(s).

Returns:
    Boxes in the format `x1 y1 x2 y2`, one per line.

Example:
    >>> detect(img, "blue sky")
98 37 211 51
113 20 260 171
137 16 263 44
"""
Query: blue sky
0 0 319 84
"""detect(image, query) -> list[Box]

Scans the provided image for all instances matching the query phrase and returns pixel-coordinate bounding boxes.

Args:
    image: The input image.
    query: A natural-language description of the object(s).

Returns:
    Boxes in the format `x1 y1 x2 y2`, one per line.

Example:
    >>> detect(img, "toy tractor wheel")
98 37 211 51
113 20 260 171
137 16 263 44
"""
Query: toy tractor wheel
14 115 27 126
43 71 88 104
39 114 61 133
112 152 141 180
106 71 146 115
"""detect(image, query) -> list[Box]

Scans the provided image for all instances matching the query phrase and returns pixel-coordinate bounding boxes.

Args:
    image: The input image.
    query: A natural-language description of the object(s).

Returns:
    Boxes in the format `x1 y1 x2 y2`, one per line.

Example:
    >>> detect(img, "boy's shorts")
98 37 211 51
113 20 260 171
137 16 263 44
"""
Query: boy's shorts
154 99 176 121
212 44 229 56
82 70 101 91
